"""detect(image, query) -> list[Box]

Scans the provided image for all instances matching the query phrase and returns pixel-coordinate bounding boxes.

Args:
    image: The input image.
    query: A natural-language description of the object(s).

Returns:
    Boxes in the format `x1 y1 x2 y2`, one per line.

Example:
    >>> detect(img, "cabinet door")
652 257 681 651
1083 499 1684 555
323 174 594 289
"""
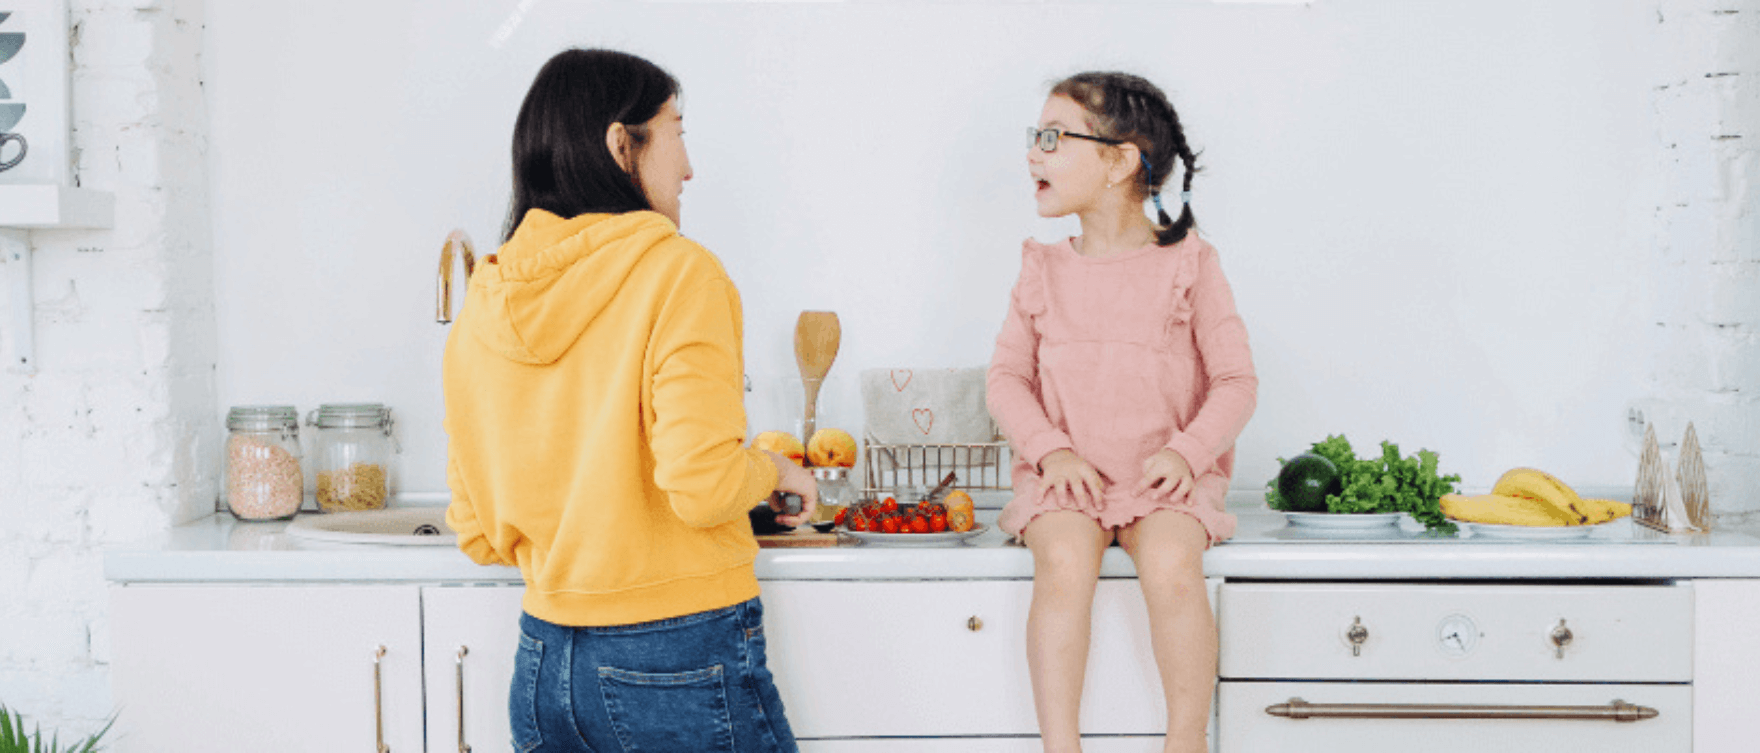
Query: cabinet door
421 585 527 753
1694 578 1760 753
761 579 1176 738
108 584 424 753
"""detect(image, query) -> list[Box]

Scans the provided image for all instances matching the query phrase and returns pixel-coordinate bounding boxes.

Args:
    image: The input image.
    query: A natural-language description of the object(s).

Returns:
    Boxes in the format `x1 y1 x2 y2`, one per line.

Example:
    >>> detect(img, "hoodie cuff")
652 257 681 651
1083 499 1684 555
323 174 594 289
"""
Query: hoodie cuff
1164 433 1215 478
739 448 782 506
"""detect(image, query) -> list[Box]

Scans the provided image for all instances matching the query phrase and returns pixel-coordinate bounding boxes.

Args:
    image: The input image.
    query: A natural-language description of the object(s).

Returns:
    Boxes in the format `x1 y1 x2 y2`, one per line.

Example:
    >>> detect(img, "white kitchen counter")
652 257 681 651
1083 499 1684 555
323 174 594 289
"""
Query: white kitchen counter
103 500 1760 583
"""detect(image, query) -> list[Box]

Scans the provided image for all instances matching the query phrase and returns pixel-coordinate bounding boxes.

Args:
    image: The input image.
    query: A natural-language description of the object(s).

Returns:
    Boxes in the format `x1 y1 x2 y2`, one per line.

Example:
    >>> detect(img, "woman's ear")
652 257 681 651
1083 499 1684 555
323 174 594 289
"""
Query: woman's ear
606 122 632 173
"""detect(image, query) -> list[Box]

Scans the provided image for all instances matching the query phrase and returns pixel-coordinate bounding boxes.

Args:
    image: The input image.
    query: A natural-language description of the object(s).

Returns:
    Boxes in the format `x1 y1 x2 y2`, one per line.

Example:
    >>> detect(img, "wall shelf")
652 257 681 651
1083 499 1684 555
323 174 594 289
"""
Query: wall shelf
1 184 115 373
0 184 115 229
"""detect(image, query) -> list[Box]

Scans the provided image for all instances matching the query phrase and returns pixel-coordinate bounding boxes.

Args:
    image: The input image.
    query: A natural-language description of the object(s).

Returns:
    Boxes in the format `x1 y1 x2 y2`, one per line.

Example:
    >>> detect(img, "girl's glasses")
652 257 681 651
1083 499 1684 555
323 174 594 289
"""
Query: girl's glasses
1028 127 1124 153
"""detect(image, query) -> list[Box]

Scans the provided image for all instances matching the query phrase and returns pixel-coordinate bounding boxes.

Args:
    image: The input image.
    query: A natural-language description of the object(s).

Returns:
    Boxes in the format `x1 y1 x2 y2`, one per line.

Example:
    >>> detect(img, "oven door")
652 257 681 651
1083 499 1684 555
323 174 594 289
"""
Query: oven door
1218 681 1690 752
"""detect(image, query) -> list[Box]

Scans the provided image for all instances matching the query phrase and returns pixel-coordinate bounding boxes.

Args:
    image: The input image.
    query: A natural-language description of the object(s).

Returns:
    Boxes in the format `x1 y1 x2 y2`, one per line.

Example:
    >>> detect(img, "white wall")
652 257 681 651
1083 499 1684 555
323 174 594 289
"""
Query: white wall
204 0 1694 496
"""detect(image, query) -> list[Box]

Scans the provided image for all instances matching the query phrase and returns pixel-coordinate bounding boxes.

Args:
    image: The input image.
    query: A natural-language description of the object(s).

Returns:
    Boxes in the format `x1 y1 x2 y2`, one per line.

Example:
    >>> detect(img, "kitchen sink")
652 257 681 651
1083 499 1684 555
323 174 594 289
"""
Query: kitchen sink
284 507 456 546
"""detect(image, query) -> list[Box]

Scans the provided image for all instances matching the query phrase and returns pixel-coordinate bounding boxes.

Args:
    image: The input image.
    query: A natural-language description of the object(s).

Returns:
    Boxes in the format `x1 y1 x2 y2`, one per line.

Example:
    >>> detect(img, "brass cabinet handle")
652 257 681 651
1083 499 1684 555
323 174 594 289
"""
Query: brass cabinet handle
1550 619 1574 659
373 645 390 753
967 616 983 632
1266 697 1658 722
456 646 471 752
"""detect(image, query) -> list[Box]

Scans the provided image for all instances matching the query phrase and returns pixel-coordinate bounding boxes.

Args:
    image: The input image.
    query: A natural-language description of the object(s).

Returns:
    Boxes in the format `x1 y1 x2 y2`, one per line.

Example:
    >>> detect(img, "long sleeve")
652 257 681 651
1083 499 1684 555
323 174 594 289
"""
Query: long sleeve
987 247 1073 469
648 276 779 528
1163 247 1258 475
444 454 512 566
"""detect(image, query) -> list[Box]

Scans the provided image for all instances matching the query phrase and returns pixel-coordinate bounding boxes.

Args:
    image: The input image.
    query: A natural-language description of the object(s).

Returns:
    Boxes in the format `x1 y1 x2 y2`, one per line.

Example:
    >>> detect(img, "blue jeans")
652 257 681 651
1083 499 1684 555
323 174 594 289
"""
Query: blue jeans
510 598 799 753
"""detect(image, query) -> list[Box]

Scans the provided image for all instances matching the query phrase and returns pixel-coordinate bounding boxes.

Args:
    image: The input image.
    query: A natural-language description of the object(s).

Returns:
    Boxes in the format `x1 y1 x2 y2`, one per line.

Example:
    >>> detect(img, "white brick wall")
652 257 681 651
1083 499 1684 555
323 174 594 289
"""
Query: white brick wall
0 0 216 739
1636 0 1760 531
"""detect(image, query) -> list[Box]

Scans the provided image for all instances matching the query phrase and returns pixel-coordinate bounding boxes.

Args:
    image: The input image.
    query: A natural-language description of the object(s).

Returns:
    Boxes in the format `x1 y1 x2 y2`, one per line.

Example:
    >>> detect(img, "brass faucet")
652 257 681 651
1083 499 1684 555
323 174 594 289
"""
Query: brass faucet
436 229 476 324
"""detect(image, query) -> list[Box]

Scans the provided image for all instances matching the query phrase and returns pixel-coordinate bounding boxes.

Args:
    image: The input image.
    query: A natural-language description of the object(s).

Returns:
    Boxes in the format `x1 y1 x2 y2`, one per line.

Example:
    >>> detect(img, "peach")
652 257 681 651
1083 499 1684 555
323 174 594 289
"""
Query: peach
806 428 858 468
753 431 805 466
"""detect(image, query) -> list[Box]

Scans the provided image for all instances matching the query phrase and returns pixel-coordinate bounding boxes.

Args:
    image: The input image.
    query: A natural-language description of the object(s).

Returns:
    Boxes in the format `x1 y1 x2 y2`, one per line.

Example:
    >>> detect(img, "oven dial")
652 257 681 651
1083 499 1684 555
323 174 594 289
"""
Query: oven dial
1436 613 1480 657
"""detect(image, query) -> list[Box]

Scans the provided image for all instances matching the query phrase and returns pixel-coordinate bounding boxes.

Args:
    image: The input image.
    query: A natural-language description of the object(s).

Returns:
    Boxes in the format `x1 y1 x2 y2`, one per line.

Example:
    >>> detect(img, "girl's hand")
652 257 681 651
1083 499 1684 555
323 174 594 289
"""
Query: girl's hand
1135 449 1194 501
763 450 819 527
1039 449 1107 512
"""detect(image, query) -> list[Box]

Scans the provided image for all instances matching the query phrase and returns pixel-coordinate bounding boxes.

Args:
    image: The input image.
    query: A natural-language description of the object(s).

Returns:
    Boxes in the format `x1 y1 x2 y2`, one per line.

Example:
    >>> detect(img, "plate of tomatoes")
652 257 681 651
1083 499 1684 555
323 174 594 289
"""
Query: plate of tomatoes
834 494 987 547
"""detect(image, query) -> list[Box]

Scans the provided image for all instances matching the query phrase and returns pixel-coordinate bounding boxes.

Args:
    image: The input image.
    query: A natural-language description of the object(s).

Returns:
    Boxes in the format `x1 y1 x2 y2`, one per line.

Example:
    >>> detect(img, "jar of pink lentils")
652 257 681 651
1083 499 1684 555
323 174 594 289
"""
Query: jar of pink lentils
223 405 304 520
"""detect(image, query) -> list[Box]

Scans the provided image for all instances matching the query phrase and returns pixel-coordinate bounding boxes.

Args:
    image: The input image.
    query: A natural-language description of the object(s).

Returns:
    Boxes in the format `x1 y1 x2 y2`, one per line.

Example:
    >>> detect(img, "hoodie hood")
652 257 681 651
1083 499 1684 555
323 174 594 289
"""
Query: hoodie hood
462 209 681 365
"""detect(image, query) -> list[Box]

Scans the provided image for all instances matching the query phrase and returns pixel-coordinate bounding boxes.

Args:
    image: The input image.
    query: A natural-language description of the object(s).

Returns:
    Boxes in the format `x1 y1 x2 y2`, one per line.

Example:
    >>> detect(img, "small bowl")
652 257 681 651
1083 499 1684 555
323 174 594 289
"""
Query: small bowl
810 521 837 533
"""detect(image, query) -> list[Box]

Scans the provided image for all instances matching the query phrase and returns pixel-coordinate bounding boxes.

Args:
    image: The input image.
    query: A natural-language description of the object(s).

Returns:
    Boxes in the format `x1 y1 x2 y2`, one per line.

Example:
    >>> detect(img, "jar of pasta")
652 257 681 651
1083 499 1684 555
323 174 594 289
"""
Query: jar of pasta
223 405 304 520
307 403 398 512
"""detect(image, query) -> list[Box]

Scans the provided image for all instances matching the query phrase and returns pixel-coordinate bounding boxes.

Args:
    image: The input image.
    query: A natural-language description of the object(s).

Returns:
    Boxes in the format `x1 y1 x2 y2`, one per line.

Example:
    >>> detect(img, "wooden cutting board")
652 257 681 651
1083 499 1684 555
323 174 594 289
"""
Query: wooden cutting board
755 530 842 548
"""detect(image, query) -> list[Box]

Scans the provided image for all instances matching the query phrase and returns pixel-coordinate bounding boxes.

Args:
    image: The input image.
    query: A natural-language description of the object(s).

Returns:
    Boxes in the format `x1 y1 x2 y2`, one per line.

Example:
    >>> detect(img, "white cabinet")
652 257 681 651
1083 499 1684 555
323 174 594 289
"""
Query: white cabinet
1694 578 1760 753
108 584 425 753
421 585 526 753
108 577 1220 751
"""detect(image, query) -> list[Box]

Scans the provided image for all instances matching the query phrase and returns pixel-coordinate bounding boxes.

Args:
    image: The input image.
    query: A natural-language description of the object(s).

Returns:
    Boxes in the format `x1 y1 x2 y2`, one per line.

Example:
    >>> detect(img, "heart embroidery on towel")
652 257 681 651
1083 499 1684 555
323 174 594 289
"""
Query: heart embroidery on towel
911 408 935 436
891 369 913 392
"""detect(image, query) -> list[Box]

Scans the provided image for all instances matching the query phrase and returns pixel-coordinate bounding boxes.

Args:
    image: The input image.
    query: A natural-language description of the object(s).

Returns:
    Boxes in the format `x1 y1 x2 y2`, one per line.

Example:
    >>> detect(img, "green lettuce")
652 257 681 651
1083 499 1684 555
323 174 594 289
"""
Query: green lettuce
1267 434 1459 533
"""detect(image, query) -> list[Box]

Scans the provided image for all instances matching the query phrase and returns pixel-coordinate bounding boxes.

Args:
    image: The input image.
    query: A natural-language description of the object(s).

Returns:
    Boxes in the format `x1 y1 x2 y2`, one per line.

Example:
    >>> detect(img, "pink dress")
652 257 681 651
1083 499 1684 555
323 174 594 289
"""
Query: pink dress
987 234 1258 545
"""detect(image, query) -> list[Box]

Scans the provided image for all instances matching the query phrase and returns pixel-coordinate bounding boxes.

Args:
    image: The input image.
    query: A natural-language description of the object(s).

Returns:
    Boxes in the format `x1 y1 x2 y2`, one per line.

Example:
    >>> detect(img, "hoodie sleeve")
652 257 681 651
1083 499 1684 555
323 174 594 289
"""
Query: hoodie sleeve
648 275 779 528
444 453 513 566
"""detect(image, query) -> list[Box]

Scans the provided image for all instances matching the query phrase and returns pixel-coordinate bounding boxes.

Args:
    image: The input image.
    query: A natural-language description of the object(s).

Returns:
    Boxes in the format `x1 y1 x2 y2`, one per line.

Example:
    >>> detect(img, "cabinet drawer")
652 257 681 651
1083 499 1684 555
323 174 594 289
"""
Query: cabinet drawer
1218 681 1690 753
1218 582 1691 682
762 580 1176 737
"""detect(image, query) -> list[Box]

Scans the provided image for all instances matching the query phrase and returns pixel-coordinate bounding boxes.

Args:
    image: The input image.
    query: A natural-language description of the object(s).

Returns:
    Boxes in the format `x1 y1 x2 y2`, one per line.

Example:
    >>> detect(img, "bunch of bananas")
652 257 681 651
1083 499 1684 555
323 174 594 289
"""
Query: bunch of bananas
1439 468 1632 527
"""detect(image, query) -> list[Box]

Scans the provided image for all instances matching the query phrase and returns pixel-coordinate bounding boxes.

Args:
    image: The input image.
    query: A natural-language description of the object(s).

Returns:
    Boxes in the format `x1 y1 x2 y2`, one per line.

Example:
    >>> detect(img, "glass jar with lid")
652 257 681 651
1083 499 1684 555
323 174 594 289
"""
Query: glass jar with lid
809 466 857 527
224 405 304 521
307 403 399 513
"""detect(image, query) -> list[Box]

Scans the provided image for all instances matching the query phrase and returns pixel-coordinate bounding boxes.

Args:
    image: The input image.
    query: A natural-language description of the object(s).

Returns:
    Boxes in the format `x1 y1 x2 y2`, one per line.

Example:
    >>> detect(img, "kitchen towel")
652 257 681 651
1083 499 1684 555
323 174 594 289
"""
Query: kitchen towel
861 367 997 444
860 367 1005 488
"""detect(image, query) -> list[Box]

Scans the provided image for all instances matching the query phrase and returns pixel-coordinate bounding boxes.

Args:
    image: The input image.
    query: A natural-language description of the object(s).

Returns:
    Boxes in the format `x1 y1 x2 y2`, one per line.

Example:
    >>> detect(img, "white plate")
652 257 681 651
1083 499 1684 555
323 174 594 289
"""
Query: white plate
1282 511 1403 531
841 523 988 547
1457 521 1599 540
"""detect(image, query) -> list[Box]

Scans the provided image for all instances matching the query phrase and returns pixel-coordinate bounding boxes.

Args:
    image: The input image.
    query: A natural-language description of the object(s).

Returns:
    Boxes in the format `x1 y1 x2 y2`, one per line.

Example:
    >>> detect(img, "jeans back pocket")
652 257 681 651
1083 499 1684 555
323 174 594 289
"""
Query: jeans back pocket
597 664 734 753
509 632 545 753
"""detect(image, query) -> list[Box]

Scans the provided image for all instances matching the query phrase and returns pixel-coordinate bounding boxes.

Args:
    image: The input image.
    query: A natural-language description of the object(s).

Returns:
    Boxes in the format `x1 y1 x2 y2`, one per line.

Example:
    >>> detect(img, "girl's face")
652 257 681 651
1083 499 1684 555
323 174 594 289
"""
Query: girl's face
634 97 693 225
1028 95 1115 218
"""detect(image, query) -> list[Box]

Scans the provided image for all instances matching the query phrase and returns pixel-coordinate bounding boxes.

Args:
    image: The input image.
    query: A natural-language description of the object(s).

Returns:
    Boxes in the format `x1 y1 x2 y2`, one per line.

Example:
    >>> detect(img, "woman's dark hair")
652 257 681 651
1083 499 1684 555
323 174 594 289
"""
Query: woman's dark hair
504 48 680 241
1051 72 1200 246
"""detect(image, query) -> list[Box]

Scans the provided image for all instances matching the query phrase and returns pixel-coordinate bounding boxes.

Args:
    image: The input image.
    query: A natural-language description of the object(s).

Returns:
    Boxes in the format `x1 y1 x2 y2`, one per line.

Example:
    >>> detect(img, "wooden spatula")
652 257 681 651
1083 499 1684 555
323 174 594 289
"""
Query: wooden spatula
794 311 841 443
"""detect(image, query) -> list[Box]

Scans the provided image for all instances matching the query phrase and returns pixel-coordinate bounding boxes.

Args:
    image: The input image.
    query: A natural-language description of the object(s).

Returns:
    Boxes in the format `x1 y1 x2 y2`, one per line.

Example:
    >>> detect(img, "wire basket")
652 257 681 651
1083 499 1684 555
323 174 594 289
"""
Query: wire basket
862 432 1013 496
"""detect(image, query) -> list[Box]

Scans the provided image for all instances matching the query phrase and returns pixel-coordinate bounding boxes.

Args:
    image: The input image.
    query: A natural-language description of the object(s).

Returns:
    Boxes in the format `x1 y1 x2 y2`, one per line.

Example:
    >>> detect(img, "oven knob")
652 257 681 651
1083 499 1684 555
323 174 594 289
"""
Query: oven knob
1346 616 1368 657
1550 619 1573 659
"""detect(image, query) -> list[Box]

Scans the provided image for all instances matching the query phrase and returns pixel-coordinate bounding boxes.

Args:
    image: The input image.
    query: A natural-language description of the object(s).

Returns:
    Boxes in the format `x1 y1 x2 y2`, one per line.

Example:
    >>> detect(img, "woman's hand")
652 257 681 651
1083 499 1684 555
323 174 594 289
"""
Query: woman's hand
763 450 818 527
1135 449 1194 501
1039 449 1107 512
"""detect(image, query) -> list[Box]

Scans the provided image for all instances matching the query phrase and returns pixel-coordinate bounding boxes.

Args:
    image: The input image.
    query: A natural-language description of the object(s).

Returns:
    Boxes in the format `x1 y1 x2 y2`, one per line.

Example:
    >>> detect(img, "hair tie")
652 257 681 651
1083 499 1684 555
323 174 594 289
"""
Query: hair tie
1181 190 1192 205
1151 192 1166 216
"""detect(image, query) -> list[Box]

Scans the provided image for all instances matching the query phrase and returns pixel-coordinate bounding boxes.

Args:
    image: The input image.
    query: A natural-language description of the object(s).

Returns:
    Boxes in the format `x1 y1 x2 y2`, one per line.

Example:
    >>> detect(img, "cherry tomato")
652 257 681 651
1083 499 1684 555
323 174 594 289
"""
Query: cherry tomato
930 513 947 533
880 497 898 514
880 516 901 534
910 516 930 534
833 508 848 526
848 516 868 532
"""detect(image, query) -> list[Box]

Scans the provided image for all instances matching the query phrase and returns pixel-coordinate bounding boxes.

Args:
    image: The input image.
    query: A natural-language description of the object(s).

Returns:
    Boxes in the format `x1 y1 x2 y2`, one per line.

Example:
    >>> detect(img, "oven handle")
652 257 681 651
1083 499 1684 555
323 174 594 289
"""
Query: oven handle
1266 697 1658 722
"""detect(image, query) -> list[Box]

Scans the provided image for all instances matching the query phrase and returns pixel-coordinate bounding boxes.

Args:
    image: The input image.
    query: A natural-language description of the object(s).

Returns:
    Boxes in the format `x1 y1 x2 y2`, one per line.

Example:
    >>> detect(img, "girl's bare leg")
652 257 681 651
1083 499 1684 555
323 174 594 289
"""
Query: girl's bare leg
1023 511 1112 753
1118 510 1214 753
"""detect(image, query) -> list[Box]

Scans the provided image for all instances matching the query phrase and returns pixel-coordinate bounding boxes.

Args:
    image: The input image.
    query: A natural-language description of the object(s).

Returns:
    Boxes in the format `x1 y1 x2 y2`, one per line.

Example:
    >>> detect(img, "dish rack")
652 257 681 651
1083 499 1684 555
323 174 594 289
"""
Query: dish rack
861 432 1013 496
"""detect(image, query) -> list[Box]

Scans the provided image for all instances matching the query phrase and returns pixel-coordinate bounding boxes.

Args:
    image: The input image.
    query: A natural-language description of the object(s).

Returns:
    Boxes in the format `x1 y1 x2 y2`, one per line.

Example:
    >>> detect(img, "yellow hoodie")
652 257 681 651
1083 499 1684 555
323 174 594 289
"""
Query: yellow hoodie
443 209 778 626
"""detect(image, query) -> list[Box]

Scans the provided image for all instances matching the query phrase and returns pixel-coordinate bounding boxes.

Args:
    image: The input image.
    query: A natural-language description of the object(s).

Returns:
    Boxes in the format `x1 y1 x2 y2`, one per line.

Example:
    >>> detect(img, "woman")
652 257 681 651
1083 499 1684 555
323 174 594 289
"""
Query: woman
443 48 816 752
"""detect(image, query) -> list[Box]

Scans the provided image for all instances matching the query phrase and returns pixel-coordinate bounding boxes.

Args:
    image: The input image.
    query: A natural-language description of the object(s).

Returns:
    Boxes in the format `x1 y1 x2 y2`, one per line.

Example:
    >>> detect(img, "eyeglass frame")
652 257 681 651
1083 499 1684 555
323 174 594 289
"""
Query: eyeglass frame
1028 126 1126 153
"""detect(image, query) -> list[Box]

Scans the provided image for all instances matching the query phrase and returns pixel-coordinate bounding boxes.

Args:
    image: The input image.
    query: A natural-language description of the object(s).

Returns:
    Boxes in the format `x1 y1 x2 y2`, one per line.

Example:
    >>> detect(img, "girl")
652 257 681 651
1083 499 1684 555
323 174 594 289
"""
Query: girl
988 71 1257 753
443 49 816 752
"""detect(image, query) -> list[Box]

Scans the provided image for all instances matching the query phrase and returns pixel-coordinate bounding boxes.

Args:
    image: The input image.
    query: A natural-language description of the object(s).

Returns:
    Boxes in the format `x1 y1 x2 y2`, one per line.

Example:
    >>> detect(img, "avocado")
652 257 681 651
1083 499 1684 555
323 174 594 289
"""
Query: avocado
1275 453 1343 512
